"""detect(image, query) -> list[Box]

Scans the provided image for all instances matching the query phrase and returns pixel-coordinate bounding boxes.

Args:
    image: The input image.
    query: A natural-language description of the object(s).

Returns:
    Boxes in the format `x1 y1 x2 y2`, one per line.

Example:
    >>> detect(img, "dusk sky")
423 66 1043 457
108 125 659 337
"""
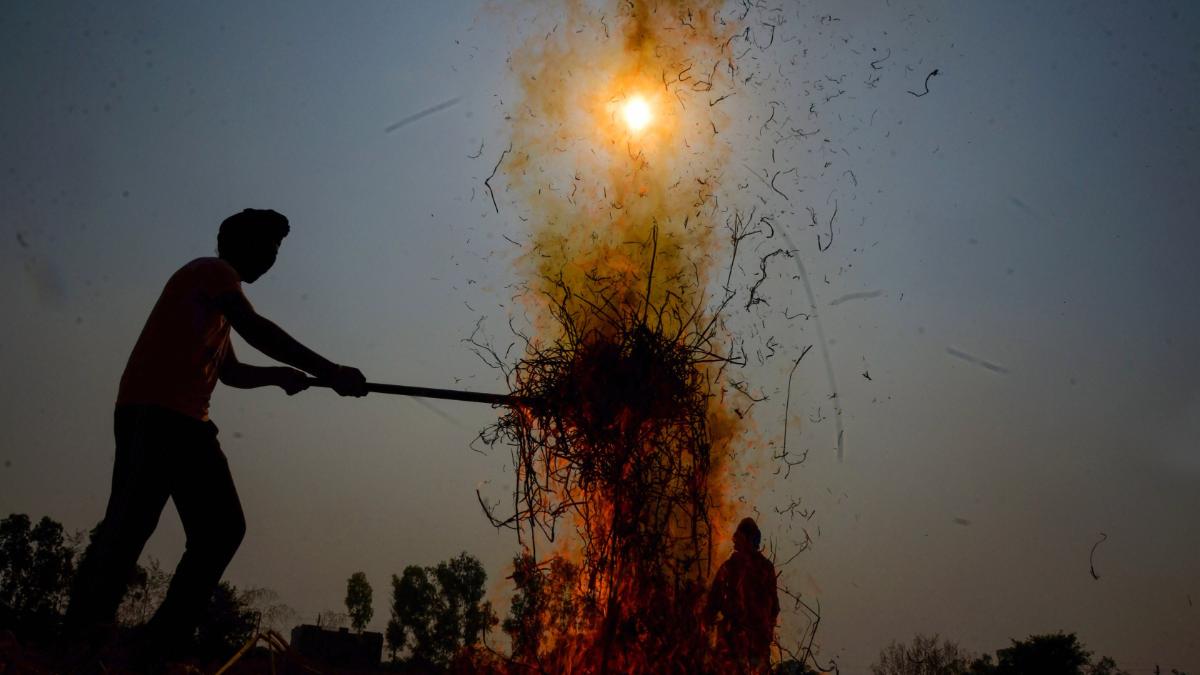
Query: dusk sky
2 1 1198 671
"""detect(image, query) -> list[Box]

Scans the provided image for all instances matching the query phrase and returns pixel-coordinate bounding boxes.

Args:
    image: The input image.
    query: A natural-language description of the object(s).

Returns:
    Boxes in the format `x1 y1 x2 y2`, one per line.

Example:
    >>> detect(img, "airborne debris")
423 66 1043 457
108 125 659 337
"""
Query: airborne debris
383 96 462 133
484 143 512 214
870 48 892 70
829 289 883 306
907 68 940 97
1090 532 1108 580
946 347 1010 375
779 345 815 478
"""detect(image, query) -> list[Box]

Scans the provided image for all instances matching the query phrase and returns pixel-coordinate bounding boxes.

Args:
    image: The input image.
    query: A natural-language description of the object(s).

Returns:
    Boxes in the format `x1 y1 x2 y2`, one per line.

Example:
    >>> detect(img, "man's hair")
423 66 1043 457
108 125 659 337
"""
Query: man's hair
735 517 762 550
217 208 290 259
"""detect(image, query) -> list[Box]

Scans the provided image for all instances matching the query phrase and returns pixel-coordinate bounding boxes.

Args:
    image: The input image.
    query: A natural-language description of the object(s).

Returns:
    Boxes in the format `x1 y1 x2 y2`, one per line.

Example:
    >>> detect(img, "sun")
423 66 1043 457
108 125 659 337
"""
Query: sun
621 95 653 133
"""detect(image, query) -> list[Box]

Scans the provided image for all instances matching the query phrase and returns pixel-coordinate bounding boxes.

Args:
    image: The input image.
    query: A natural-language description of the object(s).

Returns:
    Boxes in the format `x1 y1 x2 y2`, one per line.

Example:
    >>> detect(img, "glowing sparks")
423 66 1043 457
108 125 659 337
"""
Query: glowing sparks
621 95 653 132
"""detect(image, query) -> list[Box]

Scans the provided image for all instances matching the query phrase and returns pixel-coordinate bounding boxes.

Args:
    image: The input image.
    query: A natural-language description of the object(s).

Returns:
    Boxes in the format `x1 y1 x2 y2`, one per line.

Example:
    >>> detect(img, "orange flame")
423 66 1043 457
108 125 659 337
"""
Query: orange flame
483 2 768 673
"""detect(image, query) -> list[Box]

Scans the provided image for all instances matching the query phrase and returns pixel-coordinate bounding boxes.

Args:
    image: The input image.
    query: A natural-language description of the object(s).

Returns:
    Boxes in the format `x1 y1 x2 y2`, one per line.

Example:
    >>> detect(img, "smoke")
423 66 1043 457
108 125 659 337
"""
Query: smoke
502 1 739 338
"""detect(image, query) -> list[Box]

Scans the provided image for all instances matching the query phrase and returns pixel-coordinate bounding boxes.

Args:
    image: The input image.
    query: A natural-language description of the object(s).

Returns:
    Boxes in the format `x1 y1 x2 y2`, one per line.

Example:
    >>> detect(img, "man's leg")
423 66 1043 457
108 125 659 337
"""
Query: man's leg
65 406 172 638
145 418 245 653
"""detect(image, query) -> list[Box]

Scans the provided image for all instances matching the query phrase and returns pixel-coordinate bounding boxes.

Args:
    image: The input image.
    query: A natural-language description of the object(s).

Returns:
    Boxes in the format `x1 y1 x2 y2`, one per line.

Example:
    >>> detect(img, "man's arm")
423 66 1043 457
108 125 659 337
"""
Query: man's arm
218 343 310 395
215 290 366 396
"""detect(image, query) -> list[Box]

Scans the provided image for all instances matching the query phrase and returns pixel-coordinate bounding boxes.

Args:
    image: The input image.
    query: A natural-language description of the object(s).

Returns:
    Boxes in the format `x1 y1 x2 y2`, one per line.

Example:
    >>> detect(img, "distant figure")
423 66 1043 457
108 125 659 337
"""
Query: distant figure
706 517 780 673
65 209 368 661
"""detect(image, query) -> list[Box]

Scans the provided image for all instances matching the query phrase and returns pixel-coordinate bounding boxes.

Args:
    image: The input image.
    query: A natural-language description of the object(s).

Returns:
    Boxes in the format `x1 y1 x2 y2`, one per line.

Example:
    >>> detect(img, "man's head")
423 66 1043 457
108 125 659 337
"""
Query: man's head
217 208 289 283
733 517 762 552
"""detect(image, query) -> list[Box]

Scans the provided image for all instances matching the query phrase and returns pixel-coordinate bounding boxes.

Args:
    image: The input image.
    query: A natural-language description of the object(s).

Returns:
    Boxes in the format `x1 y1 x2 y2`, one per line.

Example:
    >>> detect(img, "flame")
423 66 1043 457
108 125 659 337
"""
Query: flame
475 2 771 673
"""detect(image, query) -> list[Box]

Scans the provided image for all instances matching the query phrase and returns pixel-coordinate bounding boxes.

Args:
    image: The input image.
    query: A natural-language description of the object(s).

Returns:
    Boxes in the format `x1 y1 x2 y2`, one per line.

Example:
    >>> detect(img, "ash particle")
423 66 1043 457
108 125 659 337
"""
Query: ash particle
946 347 1009 375
829 289 883 306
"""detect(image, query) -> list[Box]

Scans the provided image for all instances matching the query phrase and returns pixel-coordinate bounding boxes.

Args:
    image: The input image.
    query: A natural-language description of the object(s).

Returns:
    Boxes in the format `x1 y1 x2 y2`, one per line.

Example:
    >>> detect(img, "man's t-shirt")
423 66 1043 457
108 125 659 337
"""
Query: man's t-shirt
707 548 780 644
116 257 245 420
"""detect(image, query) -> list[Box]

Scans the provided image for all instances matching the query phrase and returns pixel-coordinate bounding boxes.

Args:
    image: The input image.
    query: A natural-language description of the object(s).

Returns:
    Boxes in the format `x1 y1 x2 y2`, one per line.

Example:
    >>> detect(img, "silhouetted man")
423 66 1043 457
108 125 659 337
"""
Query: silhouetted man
706 517 780 674
65 209 368 661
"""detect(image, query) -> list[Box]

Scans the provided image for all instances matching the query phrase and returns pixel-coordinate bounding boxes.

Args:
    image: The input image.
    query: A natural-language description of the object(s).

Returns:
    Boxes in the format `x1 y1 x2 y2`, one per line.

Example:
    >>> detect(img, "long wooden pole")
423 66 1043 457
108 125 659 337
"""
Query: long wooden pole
304 379 520 406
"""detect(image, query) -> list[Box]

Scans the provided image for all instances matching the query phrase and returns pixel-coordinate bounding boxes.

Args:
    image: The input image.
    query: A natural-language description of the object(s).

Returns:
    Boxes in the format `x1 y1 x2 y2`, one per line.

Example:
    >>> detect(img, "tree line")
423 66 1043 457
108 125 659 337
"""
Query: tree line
354 560 1193 675
0 512 502 669
864 632 1189 675
1 512 290 660
4 512 1190 673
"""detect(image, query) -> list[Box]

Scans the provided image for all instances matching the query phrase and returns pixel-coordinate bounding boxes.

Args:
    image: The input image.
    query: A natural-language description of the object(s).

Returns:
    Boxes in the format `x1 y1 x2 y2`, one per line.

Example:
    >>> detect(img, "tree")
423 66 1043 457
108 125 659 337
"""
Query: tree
996 632 1089 674
872 634 974 675
1088 656 1132 675
968 632 1131 675
0 513 77 638
193 581 257 660
117 556 171 627
240 586 297 635
387 552 498 667
774 659 824 674
431 552 496 652
501 553 546 661
345 571 374 632
388 565 441 665
316 609 350 630
502 553 588 662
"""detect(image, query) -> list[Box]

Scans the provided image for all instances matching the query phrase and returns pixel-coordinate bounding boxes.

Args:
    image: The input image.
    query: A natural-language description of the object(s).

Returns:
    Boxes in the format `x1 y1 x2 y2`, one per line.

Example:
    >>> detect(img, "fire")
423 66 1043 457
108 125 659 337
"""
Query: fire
620 95 652 133
471 2 776 673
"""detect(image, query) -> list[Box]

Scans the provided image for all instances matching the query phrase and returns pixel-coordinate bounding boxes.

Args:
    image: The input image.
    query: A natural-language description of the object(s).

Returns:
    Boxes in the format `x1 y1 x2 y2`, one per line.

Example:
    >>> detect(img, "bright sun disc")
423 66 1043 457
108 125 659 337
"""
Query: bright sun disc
622 96 652 132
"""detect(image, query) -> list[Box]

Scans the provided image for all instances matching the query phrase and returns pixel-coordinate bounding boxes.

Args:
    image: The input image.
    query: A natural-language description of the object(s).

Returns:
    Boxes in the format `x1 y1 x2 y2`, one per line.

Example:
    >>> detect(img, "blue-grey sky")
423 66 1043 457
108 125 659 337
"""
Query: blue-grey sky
2 1 1197 671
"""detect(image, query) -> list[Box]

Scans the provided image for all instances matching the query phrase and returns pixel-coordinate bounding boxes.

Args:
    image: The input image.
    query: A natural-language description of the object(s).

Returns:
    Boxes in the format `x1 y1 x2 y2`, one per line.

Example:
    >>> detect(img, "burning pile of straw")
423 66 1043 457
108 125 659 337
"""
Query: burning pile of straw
464 0 790 672
476 257 744 673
